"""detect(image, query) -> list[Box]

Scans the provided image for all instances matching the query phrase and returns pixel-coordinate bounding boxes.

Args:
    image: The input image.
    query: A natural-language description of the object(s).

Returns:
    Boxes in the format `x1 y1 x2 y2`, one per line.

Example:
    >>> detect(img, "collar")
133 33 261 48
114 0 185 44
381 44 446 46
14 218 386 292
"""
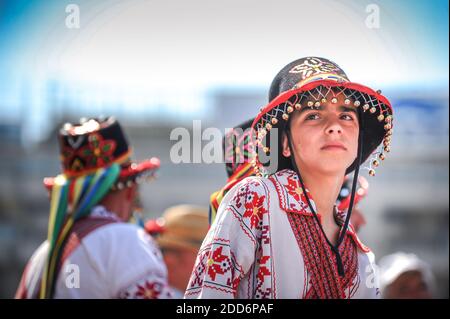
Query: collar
90 205 122 222
268 169 370 253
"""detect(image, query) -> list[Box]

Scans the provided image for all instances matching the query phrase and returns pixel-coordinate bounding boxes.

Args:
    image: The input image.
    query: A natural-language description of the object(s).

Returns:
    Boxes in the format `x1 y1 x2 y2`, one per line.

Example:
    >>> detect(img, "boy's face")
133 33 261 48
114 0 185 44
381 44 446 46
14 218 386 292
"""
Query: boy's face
282 95 359 176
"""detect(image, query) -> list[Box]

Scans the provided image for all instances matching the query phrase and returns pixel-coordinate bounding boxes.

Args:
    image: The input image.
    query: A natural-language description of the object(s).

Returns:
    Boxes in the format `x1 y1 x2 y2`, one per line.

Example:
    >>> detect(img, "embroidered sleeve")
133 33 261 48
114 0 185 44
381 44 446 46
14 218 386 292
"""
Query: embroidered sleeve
119 274 173 299
184 177 270 299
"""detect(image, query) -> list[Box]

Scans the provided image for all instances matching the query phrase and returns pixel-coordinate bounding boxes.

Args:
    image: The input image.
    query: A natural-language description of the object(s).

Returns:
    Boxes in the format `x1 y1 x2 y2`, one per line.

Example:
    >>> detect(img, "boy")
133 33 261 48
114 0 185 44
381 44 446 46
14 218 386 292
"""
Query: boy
186 57 393 299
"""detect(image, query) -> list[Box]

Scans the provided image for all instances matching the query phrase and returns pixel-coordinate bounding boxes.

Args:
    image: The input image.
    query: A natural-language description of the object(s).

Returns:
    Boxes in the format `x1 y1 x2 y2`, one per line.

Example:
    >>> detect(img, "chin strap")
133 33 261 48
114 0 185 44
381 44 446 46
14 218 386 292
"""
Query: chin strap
284 108 364 277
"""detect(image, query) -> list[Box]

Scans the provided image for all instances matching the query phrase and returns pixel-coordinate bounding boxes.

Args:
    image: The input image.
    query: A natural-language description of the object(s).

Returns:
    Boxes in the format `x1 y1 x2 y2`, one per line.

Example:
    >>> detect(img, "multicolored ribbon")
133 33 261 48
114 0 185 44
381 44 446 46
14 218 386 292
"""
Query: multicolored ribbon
39 164 120 299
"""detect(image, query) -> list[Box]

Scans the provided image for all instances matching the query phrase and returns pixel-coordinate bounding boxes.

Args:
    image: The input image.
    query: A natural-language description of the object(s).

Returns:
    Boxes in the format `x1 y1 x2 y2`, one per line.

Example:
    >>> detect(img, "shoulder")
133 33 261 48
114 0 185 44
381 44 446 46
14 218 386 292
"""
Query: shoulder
358 249 377 266
83 222 161 256
267 169 312 214
267 168 300 193
232 174 272 193
357 249 380 296
89 221 148 238
72 220 164 277
78 222 167 296
218 174 274 217
212 174 275 246
224 173 275 203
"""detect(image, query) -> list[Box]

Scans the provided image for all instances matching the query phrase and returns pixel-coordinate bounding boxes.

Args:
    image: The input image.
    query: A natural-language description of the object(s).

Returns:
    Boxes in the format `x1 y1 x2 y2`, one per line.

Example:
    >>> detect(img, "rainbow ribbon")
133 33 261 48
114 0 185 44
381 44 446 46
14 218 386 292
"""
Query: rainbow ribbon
39 164 120 299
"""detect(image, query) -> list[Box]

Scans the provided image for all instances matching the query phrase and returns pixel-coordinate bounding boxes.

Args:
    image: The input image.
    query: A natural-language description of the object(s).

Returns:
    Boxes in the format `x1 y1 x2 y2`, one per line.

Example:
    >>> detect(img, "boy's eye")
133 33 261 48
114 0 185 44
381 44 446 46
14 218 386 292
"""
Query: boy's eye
305 114 320 120
341 114 354 120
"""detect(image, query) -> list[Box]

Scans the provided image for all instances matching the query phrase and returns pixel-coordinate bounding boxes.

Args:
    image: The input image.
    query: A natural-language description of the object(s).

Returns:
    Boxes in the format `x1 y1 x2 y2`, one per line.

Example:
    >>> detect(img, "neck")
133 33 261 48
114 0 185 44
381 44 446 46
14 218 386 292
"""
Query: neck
298 169 344 223
100 192 130 221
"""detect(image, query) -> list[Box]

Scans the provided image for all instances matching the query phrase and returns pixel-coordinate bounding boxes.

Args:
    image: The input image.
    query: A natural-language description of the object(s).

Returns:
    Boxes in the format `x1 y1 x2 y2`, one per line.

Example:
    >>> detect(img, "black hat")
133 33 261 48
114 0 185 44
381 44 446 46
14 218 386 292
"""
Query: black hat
44 117 160 190
251 56 393 177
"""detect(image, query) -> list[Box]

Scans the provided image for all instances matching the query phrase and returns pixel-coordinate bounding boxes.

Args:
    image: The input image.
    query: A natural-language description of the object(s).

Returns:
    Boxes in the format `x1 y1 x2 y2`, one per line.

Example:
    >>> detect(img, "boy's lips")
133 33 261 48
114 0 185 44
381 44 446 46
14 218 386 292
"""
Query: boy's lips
321 142 347 151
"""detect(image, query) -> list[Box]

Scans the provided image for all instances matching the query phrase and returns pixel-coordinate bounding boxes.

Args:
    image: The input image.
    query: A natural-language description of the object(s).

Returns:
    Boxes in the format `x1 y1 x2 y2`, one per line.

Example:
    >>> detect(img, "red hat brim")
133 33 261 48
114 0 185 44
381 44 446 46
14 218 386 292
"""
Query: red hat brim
43 157 160 191
251 79 393 175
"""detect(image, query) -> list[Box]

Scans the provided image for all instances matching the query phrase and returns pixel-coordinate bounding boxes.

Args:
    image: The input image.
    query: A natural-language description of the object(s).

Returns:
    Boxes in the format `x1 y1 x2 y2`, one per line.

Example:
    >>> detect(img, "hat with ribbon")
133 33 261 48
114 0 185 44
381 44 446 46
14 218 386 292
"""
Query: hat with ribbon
43 117 160 191
39 116 160 298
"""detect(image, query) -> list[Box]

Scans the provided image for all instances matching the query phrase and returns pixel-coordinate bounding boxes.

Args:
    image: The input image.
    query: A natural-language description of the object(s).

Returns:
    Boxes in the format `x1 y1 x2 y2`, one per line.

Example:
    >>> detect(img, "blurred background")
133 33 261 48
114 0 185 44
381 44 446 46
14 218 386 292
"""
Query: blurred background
0 0 448 298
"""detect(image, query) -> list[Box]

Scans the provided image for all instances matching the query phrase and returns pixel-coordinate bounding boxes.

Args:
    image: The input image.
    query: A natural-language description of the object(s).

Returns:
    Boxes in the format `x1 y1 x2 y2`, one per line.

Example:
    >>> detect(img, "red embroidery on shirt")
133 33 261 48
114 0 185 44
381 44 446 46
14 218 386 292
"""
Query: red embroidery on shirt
185 178 274 298
207 246 231 281
135 281 163 299
287 212 359 299
243 192 268 229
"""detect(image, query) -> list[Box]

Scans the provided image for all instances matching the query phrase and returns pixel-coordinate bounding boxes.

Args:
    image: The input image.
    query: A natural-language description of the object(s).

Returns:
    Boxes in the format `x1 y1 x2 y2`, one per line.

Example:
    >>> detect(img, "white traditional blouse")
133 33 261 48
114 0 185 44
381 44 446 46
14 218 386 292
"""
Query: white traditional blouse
185 169 380 299
16 206 173 299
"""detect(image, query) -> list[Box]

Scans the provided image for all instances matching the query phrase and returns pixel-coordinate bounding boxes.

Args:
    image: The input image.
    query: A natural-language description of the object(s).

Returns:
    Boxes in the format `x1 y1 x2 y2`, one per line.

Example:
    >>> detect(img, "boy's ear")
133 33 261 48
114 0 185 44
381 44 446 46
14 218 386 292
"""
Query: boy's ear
281 133 291 157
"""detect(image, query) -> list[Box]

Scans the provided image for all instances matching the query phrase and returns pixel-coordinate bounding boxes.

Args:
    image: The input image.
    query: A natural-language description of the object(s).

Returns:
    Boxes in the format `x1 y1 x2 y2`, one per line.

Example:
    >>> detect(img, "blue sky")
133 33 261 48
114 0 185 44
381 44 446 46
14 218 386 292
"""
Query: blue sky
0 0 448 131
1 0 448 85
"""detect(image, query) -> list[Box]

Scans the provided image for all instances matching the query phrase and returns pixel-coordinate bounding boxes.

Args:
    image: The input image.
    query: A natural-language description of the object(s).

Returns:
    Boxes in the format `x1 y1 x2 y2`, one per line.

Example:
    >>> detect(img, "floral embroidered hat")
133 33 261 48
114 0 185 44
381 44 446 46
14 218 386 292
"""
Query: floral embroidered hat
250 56 394 177
43 116 160 191
39 117 161 298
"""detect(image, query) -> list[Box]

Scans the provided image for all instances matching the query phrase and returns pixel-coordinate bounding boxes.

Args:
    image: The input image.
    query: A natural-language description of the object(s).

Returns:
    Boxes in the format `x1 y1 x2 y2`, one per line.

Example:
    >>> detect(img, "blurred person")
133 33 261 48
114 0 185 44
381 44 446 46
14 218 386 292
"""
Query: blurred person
336 176 369 233
15 117 172 299
145 205 209 298
186 57 393 299
208 118 255 225
379 252 435 299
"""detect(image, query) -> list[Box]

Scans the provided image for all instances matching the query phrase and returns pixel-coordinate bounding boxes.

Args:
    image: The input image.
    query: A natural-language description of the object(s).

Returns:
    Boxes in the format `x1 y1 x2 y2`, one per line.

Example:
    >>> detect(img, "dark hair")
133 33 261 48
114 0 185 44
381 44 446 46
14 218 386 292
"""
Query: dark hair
261 118 294 174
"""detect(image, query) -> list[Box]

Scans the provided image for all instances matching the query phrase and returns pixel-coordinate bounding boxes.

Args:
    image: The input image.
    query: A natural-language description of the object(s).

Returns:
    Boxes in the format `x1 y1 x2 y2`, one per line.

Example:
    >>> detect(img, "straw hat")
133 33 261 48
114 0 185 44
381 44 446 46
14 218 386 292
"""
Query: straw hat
145 205 209 252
